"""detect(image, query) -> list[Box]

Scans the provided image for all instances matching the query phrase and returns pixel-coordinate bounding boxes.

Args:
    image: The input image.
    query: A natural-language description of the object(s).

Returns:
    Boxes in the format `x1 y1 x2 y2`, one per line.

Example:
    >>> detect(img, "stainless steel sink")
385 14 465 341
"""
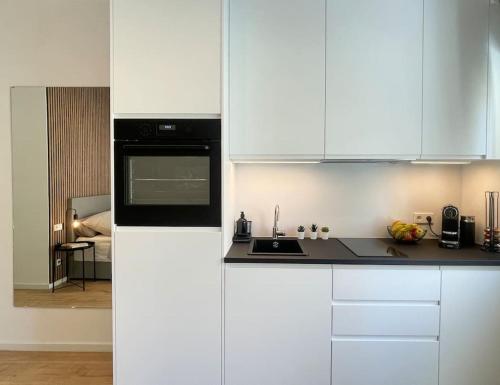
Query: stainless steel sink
248 238 307 256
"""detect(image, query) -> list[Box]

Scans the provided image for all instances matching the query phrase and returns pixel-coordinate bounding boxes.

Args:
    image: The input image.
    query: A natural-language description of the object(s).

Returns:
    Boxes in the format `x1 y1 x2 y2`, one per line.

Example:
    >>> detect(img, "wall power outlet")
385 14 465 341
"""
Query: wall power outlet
56 258 62 267
414 212 435 225
53 223 63 231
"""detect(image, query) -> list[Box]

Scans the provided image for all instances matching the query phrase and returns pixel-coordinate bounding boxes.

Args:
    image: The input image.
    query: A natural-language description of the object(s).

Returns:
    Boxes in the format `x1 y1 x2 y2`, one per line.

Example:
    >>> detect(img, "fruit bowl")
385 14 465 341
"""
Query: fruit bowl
387 223 427 244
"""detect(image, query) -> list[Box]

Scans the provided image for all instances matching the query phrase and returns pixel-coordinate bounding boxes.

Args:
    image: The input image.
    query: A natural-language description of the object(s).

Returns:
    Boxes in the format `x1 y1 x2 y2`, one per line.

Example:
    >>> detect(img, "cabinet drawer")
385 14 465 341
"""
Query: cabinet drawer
332 339 439 385
333 267 441 301
333 303 440 337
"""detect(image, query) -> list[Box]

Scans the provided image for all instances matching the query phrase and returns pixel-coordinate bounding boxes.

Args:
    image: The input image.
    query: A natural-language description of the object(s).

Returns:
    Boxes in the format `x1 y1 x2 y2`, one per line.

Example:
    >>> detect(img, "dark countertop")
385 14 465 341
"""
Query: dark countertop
224 238 500 266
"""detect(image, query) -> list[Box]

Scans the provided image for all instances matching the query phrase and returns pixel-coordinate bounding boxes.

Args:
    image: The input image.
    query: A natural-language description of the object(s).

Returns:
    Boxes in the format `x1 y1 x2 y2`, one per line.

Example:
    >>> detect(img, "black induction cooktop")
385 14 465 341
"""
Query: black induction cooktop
339 238 410 258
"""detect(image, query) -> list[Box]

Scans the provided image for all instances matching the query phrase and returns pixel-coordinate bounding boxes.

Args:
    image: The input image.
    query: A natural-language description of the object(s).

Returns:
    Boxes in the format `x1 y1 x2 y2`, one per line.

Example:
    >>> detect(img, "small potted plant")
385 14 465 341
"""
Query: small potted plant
321 226 330 240
297 225 305 240
310 224 318 240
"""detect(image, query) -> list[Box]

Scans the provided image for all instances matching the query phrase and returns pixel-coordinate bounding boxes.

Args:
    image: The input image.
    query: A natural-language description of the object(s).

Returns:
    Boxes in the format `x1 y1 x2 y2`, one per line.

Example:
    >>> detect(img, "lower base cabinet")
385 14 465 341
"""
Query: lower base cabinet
332 339 439 385
331 266 440 385
224 265 500 385
114 229 222 385
225 264 332 385
439 268 500 385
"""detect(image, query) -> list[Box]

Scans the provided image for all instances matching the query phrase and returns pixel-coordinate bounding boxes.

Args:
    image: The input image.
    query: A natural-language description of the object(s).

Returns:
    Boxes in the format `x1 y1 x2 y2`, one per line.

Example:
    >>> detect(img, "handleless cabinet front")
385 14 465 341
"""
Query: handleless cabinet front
325 0 423 159
488 0 500 158
229 0 325 160
114 229 222 385
422 0 489 158
439 268 500 385
112 0 221 114
331 266 440 385
225 264 332 385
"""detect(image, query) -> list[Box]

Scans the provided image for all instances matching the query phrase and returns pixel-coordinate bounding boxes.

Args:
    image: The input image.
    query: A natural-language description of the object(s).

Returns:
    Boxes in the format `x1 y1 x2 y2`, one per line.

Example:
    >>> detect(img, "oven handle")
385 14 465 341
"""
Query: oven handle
122 144 211 151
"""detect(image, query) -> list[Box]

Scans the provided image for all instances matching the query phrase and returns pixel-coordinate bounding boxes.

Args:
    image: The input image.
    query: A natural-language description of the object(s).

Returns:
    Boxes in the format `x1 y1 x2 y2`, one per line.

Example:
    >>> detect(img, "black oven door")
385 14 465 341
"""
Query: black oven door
114 140 221 226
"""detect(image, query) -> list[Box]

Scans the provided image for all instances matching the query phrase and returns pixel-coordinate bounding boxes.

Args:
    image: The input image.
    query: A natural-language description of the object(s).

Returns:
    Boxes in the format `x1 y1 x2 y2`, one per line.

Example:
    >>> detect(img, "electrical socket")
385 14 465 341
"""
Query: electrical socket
414 212 435 225
56 258 62 267
53 223 63 231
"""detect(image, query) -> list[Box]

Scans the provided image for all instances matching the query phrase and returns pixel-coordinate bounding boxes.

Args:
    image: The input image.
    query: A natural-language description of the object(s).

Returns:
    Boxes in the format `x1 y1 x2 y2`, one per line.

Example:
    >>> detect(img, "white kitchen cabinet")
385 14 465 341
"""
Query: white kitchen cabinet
332 266 440 385
325 0 423 159
112 0 221 114
229 0 325 160
332 266 441 301
114 228 222 385
439 268 500 385
332 339 439 385
488 1 500 158
422 0 489 158
332 303 440 337
225 264 332 385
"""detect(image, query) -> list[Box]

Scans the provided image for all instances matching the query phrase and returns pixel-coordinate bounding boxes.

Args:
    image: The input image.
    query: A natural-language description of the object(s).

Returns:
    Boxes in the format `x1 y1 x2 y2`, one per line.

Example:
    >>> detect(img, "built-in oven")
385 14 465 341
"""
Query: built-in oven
114 119 221 227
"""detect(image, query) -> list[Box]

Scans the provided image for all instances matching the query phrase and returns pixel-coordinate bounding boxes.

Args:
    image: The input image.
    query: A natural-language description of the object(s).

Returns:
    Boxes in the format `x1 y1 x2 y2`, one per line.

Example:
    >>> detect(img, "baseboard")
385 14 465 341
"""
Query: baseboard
0 342 112 352
14 277 69 290
14 283 49 290
48 277 68 289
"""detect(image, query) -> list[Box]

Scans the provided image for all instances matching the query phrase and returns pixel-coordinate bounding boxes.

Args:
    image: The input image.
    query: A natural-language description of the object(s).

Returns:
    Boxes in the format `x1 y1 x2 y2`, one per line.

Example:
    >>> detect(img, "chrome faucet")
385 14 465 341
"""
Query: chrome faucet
272 204 286 240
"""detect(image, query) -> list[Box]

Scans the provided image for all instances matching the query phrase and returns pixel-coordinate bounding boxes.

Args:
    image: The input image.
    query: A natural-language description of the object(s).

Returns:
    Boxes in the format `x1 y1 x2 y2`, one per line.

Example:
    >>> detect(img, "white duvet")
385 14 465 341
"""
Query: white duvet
74 235 112 262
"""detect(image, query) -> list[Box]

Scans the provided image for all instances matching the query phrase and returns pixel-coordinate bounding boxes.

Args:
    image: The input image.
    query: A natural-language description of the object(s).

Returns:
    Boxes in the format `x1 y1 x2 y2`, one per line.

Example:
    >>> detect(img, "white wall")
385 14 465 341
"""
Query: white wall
0 0 112 349
233 163 463 238
461 161 500 244
11 87 50 289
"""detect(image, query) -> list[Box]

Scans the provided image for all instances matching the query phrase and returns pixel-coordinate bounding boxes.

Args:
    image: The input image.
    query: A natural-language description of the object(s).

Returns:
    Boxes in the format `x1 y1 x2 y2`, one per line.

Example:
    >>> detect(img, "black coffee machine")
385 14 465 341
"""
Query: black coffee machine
439 205 460 249
233 212 252 243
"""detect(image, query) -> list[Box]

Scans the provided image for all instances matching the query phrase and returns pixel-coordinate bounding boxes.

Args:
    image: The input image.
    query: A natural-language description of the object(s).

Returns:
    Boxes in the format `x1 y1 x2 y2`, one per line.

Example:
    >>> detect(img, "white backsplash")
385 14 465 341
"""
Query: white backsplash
233 163 463 238
461 161 500 244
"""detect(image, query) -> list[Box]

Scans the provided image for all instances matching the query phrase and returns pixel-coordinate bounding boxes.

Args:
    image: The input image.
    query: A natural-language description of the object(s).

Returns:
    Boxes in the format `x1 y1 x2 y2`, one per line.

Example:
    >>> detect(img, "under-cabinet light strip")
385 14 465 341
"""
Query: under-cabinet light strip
411 160 472 165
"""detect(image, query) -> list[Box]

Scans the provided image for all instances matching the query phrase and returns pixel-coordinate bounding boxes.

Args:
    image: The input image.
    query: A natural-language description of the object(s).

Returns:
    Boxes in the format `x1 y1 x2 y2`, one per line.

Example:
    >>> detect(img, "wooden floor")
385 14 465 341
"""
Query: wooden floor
14 281 112 309
0 351 112 385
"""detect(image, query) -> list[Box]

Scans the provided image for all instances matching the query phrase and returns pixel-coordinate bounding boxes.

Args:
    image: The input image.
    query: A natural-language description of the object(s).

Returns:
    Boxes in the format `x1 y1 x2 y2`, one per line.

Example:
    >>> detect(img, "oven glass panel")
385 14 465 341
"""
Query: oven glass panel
125 156 210 205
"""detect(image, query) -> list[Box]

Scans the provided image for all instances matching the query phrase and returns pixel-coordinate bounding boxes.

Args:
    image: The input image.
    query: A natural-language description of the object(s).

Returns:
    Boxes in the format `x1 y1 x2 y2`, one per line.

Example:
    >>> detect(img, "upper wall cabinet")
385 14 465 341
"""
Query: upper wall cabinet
112 0 221 114
325 0 423 159
422 0 489 158
488 1 500 159
229 0 325 160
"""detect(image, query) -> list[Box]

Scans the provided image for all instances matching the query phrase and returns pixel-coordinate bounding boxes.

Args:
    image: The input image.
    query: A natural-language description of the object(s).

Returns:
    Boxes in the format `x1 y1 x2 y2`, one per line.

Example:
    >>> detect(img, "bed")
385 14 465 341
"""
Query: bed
66 195 112 280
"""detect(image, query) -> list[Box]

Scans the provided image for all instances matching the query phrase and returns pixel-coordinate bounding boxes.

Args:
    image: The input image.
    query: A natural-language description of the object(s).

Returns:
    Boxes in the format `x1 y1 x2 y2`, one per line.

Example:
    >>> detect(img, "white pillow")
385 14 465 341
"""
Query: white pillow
81 210 112 236
74 222 98 238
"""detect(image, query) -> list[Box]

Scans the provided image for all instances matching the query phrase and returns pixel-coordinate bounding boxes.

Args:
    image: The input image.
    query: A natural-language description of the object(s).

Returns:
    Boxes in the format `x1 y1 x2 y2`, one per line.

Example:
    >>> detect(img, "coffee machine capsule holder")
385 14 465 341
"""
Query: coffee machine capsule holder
482 191 500 253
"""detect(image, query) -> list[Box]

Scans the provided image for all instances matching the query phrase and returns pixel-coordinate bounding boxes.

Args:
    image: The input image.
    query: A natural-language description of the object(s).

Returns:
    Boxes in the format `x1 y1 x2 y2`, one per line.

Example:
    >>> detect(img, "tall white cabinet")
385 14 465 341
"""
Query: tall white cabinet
112 0 221 114
229 0 325 159
114 229 222 385
325 0 423 159
422 0 490 158
225 264 332 385
439 268 500 385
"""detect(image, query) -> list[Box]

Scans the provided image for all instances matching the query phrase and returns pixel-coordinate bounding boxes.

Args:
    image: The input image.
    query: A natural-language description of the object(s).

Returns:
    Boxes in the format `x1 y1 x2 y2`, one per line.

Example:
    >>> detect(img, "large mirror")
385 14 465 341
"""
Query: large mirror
11 86 111 308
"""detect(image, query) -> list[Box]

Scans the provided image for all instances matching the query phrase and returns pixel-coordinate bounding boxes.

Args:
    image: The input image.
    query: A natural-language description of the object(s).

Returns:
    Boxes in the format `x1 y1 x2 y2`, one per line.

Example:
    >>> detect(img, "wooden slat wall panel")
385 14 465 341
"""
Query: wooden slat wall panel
47 87 110 282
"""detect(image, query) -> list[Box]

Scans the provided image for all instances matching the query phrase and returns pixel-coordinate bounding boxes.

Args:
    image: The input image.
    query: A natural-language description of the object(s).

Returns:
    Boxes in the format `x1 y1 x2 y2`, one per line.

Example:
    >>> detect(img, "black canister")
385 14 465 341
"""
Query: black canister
233 211 252 242
460 216 476 247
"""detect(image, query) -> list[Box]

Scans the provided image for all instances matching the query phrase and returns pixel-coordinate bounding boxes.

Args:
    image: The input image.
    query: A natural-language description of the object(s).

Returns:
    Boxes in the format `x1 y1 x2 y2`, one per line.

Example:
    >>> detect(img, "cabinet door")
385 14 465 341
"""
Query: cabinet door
114 229 222 385
225 264 332 385
440 268 500 385
229 0 325 159
332 266 441 301
422 0 489 157
332 339 439 385
112 0 221 114
325 0 423 159
488 1 500 158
